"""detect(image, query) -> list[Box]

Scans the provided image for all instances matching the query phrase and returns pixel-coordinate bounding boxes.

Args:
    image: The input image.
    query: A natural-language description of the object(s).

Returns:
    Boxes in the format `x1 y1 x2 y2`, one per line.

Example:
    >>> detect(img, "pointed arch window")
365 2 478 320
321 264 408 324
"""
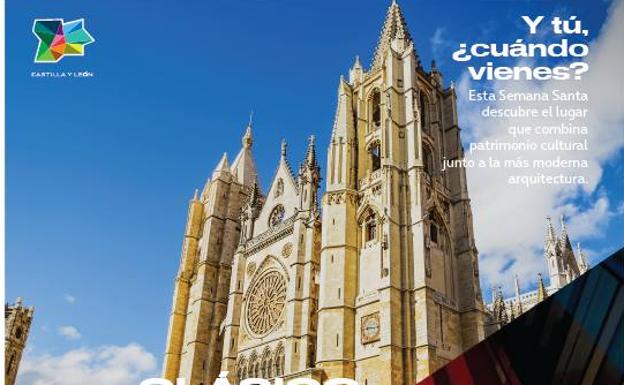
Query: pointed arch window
261 351 271 379
369 142 381 172
423 147 434 176
429 221 438 244
365 211 378 242
236 357 247 382
419 92 428 132
371 89 382 129
274 346 285 377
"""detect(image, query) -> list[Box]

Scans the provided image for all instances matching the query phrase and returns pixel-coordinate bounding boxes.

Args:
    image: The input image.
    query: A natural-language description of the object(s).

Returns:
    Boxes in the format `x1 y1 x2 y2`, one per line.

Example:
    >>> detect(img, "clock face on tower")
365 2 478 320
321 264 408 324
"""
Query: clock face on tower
361 312 381 343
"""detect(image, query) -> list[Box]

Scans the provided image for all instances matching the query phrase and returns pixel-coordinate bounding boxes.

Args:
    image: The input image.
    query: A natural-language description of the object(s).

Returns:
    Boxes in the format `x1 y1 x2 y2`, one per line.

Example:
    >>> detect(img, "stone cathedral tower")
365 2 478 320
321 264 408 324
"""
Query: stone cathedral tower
163 124 259 384
316 2 484 384
5 297 34 385
163 2 485 385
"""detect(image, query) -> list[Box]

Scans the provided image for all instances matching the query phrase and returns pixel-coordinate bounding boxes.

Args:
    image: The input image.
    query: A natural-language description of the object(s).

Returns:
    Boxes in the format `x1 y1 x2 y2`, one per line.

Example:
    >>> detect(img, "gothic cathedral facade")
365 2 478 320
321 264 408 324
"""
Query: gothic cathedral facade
163 2 486 385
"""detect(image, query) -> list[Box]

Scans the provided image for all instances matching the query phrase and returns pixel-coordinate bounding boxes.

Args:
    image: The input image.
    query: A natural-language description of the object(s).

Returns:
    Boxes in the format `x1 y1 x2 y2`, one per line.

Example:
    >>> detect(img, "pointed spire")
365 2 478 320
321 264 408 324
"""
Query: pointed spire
216 152 229 170
493 287 508 324
577 242 590 273
514 275 523 315
537 273 548 302
370 0 414 71
546 216 556 242
431 59 438 71
212 152 229 179
353 55 362 69
192 189 199 201
277 138 296 179
559 214 569 241
231 122 259 187
305 135 317 166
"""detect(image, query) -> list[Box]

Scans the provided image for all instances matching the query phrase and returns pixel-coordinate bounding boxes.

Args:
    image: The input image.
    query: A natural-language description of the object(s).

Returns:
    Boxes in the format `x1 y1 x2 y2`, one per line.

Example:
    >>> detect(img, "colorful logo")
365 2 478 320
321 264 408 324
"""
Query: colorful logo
32 18 94 63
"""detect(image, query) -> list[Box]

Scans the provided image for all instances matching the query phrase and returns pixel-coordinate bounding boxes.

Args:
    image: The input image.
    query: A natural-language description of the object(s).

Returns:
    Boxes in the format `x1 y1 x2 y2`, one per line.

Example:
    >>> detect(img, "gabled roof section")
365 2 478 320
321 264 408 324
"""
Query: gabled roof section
370 0 413 71
252 139 300 236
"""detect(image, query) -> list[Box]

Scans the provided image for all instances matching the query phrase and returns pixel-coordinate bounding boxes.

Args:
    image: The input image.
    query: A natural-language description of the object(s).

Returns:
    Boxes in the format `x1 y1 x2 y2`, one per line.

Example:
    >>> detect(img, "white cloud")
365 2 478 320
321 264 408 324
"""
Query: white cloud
64 295 77 304
58 326 82 340
17 344 158 385
458 0 624 294
430 27 453 62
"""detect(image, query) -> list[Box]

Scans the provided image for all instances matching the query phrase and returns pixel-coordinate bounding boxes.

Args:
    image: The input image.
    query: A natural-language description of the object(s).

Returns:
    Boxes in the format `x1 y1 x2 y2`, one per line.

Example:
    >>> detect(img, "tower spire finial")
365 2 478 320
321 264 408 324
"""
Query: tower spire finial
242 114 253 149
281 138 287 159
307 135 316 162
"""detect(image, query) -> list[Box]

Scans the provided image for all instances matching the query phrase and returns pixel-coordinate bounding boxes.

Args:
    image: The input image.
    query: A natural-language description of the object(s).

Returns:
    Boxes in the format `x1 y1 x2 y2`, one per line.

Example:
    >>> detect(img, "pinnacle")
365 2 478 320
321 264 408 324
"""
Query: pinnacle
537 273 548 301
546 216 556 242
213 152 229 175
281 138 287 159
353 55 362 69
306 135 317 164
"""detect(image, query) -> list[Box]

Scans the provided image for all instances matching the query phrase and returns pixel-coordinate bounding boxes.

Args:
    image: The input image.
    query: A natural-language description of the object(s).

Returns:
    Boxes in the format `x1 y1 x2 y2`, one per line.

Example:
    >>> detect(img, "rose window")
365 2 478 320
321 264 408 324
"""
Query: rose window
246 270 287 336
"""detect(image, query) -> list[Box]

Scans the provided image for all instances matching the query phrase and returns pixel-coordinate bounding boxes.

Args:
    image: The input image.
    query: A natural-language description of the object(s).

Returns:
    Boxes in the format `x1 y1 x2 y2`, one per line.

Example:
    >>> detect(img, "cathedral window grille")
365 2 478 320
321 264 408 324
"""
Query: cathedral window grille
370 142 381 172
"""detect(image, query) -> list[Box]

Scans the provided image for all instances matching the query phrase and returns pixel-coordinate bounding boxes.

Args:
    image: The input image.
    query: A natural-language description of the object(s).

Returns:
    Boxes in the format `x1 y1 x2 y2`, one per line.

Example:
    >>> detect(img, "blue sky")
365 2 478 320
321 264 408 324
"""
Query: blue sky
6 0 623 374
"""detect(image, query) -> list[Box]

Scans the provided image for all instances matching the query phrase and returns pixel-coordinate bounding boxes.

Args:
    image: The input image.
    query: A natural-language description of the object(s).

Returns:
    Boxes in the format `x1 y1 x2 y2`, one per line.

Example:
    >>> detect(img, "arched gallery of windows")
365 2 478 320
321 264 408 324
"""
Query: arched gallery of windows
236 345 285 383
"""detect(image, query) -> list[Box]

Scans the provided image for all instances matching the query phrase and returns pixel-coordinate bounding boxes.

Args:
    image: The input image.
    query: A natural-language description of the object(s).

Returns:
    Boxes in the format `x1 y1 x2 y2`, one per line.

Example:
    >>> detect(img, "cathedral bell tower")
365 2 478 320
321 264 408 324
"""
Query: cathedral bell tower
163 124 259 385
5 297 34 385
316 2 485 383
